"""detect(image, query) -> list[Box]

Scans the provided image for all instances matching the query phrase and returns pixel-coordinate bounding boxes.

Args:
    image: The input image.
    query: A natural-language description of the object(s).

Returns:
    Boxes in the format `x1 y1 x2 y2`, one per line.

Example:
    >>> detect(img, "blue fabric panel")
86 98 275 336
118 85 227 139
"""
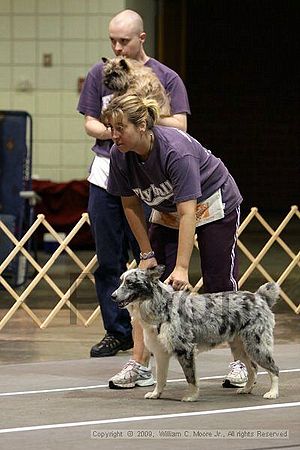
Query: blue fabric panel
0 213 17 280
0 111 32 286
0 112 28 218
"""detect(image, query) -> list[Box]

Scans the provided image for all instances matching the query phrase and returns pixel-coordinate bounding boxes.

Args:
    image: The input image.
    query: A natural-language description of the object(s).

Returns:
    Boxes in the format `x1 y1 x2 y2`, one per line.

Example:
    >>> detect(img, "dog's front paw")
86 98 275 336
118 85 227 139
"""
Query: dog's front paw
263 390 279 399
236 387 252 394
181 385 199 402
144 390 161 399
181 395 198 402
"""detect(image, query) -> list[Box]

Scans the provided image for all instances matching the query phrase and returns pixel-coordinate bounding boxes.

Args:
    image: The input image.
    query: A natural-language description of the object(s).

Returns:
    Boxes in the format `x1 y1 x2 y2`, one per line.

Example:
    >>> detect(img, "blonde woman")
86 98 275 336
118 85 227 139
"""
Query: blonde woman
102 94 247 390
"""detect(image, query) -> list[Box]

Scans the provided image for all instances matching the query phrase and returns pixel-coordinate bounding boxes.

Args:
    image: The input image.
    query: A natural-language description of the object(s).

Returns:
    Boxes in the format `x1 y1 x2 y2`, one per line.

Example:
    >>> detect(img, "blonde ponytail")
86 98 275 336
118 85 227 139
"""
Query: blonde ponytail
101 93 160 129
141 97 160 125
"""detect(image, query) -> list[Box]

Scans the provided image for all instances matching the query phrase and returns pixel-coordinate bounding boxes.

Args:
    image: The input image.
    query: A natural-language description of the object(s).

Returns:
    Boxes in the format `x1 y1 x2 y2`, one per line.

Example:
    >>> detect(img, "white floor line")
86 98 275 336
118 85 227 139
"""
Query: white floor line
0 402 299 435
0 368 299 397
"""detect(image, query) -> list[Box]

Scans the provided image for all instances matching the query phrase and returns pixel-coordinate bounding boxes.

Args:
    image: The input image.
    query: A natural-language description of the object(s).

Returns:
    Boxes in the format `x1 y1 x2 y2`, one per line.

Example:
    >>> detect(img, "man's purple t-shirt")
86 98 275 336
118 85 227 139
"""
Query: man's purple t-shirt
77 58 191 157
107 126 242 215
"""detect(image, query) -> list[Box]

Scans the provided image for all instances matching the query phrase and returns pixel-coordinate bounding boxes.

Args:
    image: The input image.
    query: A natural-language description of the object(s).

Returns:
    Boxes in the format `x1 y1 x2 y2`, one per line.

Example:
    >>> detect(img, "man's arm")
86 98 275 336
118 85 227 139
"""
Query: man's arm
157 113 187 132
84 115 112 140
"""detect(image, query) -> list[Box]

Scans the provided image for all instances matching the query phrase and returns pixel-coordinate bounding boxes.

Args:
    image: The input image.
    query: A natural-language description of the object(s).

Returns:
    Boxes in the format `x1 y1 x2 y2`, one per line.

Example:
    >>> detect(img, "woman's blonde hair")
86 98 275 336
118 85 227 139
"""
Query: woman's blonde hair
101 94 160 129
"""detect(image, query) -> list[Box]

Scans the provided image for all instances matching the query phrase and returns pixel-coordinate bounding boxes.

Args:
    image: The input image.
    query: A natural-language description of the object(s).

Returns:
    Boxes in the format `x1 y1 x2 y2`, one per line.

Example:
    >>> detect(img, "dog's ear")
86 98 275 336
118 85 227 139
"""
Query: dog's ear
120 58 130 71
102 57 108 64
147 265 165 280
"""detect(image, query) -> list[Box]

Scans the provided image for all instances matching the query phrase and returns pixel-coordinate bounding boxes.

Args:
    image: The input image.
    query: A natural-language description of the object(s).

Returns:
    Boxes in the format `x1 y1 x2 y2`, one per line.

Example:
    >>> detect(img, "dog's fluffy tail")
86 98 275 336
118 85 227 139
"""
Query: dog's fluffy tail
256 282 280 308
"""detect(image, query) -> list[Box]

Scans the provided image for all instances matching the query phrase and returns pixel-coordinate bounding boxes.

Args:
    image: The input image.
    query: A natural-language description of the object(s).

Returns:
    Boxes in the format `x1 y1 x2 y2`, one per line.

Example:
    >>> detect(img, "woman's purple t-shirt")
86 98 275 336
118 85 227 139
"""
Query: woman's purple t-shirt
107 126 242 215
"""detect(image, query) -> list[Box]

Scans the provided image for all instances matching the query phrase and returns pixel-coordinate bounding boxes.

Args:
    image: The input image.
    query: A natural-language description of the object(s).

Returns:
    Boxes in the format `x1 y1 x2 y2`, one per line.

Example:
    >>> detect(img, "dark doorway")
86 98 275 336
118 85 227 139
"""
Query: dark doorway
158 0 299 213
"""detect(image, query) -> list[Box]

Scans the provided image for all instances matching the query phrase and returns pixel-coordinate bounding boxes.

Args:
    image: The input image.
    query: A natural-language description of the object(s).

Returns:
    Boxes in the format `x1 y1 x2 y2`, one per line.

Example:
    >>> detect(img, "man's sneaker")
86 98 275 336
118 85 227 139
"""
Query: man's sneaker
90 334 133 357
222 360 248 388
109 359 155 389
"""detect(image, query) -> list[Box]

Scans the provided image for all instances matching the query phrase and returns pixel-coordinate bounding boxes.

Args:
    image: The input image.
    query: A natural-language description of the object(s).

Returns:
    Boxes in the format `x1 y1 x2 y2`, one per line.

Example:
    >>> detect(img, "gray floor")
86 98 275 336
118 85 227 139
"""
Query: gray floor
0 232 299 449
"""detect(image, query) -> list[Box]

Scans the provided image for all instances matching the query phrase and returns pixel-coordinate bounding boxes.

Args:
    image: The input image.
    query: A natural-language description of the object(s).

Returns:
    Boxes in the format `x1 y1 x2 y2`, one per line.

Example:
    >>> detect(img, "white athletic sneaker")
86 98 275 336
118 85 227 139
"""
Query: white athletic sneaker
108 359 155 389
222 360 248 388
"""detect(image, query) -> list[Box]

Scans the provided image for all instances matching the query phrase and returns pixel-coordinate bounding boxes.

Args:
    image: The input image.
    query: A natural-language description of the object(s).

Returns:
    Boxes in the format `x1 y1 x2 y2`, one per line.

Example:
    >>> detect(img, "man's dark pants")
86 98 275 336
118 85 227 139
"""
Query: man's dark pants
88 183 140 339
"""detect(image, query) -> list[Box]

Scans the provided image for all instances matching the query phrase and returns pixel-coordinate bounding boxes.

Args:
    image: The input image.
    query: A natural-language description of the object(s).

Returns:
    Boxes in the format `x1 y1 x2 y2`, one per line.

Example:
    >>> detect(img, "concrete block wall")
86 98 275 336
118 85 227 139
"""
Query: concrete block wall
0 0 126 181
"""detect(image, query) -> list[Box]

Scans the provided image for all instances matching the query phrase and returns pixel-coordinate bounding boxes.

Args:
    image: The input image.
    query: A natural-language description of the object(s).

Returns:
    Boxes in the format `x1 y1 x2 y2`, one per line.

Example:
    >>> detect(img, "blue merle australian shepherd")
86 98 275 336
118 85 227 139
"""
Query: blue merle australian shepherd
112 265 280 402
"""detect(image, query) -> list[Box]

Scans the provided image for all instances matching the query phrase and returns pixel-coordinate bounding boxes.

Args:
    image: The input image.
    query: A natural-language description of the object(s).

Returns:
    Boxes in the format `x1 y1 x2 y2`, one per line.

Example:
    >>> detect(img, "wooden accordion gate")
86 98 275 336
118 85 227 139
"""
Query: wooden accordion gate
0 205 299 330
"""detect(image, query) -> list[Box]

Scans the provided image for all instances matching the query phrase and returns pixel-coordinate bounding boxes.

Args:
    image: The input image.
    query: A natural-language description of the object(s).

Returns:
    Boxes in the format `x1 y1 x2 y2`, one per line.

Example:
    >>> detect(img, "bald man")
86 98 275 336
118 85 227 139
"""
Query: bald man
77 9 190 387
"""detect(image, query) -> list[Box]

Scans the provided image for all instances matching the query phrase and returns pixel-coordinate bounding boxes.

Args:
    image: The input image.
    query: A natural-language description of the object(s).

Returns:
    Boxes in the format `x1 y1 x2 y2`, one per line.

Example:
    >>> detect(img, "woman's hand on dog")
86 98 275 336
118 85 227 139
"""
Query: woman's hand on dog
164 267 191 291
138 257 158 270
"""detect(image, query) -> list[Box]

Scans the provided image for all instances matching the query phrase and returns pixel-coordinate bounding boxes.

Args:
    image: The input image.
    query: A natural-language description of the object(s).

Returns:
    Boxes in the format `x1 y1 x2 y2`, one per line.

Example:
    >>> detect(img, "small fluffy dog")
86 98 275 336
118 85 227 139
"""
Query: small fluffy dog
102 56 171 116
112 266 280 402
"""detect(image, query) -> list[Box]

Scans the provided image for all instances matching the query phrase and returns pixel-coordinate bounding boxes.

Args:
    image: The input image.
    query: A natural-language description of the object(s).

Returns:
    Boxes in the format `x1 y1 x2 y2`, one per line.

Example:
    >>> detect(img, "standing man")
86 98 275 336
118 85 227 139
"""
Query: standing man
77 9 190 366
